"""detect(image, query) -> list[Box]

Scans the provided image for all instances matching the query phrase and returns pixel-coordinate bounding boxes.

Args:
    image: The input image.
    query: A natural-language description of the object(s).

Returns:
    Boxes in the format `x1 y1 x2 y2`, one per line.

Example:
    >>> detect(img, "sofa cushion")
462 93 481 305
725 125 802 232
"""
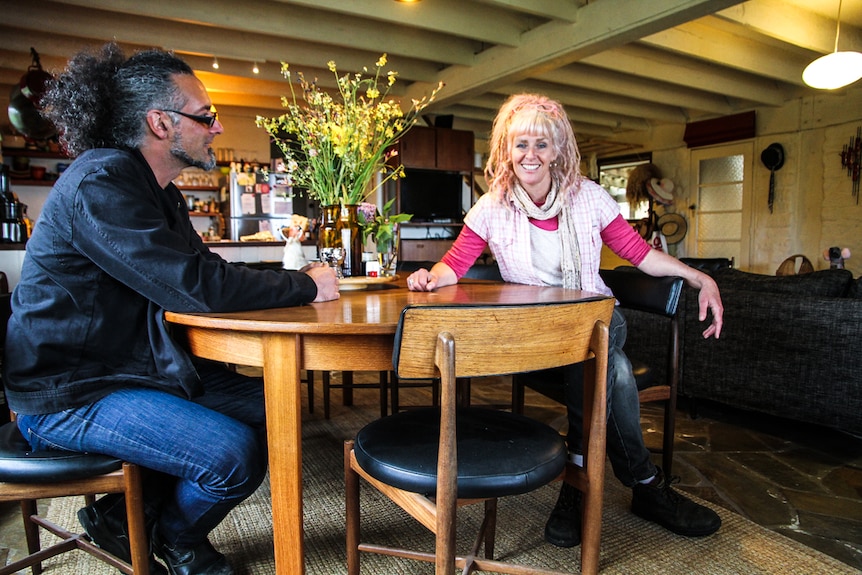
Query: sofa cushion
711 268 853 298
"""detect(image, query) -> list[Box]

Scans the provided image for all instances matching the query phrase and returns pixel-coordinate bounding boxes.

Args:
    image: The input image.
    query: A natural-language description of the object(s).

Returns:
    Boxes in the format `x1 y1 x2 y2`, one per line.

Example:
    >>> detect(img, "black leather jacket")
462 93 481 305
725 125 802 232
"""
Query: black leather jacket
3 148 317 414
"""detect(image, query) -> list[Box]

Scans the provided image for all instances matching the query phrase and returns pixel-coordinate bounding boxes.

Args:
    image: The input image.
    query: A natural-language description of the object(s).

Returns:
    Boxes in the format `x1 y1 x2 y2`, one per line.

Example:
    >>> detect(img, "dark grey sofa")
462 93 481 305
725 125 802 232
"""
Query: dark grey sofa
625 266 862 436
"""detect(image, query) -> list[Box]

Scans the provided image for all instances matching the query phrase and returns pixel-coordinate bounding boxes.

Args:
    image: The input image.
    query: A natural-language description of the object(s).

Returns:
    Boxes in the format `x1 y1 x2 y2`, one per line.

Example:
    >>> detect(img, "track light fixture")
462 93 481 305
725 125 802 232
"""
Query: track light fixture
212 56 219 70
252 61 260 74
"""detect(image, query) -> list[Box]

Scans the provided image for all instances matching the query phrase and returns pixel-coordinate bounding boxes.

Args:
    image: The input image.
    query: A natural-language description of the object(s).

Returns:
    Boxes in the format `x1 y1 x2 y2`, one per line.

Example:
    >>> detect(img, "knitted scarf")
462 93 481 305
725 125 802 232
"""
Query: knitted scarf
511 180 581 289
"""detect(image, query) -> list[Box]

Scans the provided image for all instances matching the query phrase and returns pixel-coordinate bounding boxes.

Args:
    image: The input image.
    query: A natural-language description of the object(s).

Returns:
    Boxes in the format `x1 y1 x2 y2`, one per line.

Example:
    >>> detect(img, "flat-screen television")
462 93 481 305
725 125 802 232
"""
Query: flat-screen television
399 169 464 223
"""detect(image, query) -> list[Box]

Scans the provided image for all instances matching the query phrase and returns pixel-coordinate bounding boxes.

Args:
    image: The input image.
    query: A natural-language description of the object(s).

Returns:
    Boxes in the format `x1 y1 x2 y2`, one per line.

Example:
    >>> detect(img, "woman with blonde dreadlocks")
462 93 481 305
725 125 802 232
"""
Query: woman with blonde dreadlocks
405 93 723 547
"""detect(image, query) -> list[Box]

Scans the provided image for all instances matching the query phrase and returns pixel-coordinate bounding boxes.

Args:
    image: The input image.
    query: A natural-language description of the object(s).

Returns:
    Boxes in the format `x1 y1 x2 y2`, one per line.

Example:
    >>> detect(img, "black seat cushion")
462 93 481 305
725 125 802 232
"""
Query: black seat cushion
0 422 123 483
354 407 566 499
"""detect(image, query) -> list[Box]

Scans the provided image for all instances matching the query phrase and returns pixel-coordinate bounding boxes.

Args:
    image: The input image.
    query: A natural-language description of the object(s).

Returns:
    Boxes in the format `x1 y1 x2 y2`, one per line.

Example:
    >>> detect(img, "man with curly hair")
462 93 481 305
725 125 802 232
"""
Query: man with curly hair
3 43 339 575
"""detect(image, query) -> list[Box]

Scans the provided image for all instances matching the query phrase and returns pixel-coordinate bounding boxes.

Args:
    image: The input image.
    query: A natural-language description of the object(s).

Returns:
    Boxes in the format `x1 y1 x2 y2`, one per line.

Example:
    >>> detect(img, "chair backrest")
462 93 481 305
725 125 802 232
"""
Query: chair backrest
775 254 814 276
599 268 684 318
393 298 614 380
679 257 733 274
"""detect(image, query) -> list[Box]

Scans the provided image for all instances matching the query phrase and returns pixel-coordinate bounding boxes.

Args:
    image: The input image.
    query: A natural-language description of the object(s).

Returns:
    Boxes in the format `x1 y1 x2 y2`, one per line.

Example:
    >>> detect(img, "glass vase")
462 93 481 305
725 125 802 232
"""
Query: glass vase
318 204 344 277
377 222 400 277
340 204 364 278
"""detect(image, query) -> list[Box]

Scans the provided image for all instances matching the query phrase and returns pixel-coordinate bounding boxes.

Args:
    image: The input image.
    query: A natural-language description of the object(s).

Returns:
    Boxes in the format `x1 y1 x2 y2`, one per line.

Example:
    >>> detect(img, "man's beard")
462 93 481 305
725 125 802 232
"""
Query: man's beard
170 133 217 171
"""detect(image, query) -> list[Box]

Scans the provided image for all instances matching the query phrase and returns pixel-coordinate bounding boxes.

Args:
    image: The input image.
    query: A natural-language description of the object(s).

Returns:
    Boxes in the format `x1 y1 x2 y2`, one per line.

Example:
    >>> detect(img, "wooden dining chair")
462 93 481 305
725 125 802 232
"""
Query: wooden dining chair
511 268 684 475
344 296 613 575
0 426 150 575
598 268 683 475
0 288 150 575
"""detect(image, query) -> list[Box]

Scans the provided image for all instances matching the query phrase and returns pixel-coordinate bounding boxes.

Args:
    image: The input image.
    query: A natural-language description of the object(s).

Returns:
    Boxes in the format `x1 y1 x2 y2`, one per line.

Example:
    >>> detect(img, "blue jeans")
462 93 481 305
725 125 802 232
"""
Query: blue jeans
16 361 268 547
556 308 656 487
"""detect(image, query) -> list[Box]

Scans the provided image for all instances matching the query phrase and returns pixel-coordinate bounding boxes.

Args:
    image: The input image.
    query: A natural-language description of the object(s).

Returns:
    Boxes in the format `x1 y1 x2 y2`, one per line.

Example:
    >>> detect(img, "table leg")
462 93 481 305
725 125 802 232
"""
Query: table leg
262 333 305 574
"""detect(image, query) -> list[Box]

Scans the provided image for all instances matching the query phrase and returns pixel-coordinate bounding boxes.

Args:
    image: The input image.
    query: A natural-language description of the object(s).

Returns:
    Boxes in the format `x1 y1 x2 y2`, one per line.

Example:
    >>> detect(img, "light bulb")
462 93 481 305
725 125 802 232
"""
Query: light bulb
212 57 219 70
252 62 260 74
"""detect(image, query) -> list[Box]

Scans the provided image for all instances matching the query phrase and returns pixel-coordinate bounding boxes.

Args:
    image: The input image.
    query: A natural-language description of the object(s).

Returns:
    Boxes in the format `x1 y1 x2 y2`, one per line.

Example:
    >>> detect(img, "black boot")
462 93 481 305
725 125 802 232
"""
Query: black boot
544 482 582 547
77 493 168 575
631 468 721 537
151 527 233 575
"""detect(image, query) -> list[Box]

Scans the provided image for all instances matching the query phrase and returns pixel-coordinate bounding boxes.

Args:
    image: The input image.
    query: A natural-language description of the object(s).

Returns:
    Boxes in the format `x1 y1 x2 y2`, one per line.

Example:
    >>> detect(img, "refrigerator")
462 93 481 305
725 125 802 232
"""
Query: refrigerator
228 169 293 240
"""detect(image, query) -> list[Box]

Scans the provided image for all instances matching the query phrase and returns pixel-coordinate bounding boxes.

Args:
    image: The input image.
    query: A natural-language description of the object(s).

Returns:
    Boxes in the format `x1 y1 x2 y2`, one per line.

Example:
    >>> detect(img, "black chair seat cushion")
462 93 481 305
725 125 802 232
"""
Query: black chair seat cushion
354 407 567 499
0 422 123 483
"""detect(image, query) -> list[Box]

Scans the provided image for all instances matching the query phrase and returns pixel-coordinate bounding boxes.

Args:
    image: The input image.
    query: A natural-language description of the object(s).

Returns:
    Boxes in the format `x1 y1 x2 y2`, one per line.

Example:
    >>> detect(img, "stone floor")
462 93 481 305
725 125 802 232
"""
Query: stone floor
472 377 862 571
2 374 861 572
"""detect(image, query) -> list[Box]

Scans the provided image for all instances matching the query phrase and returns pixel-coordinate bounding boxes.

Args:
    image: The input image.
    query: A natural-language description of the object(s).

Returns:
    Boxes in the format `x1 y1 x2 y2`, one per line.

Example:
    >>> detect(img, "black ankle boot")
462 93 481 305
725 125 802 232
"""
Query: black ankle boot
544 482 582 547
151 528 233 575
77 493 168 575
631 468 721 537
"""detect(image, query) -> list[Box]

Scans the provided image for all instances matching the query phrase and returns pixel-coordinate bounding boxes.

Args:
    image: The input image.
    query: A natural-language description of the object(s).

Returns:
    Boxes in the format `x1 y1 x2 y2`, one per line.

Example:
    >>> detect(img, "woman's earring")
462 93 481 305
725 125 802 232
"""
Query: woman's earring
550 160 559 168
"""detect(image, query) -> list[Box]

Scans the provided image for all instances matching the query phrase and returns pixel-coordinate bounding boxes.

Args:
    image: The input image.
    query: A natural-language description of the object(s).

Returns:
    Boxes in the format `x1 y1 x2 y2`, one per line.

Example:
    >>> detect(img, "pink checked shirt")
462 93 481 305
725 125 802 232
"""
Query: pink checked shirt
443 177 651 296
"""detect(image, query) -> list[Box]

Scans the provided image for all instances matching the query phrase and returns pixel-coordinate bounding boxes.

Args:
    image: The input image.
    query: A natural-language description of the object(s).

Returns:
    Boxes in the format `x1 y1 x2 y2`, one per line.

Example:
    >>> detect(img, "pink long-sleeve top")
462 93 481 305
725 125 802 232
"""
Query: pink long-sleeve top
441 177 651 296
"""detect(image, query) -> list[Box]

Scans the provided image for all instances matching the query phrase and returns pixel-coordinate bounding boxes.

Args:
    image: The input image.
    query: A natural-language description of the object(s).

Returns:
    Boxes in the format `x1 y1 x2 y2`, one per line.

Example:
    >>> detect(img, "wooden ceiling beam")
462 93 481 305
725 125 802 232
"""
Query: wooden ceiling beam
270 0 541 46
46 0 482 65
535 63 737 116
583 44 787 106
405 0 746 108
0 1 447 83
641 18 815 85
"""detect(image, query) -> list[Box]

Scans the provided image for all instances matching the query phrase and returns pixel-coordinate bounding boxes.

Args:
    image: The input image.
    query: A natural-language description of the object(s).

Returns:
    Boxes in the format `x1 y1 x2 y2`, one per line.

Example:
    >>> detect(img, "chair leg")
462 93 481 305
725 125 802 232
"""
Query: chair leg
342 371 354 407
305 370 315 414
20 499 42 575
344 441 361 575
323 371 332 419
123 462 149 575
511 376 525 414
390 372 400 414
483 498 497 559
379 371 389 418
662 398 678 476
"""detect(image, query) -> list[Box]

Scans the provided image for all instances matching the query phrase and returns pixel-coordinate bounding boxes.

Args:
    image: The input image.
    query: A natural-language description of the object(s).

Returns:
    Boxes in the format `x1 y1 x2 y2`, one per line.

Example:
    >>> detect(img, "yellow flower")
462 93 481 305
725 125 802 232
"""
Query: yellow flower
256 55 443 206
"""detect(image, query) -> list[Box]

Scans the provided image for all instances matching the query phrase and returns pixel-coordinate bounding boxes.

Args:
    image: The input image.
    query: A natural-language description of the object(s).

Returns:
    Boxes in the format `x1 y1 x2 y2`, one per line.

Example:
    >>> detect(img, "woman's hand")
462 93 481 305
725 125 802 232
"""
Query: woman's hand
406 262 458 291
406 268 438 291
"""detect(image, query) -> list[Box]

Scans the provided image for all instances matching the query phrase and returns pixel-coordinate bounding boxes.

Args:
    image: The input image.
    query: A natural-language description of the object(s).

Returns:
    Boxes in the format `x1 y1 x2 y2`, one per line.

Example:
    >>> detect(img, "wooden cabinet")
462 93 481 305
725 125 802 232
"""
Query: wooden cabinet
399 126 438 169
400 239 455 262
395 126 475 262
435 128 474 172
399 126 474 172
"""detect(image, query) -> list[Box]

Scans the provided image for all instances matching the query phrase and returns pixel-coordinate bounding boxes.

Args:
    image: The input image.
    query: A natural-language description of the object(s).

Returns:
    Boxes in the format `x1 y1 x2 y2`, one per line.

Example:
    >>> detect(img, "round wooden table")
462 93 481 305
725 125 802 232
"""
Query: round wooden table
165 278 606 574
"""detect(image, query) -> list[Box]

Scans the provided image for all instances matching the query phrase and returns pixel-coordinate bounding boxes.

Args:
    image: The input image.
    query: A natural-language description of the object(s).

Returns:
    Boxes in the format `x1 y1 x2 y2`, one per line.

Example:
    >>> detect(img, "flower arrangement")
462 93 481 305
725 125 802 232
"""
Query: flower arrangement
357 198 412 250
257 54 443 207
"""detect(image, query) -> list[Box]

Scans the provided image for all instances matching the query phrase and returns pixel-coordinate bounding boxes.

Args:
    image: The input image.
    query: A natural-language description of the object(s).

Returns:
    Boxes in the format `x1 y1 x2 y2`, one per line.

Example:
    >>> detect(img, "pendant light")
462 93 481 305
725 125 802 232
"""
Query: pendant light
802 0 862 90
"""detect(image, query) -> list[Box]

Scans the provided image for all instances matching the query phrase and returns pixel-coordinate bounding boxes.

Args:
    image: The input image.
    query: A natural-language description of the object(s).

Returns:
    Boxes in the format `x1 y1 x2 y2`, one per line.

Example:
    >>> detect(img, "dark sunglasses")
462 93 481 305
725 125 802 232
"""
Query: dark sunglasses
162 108 219 129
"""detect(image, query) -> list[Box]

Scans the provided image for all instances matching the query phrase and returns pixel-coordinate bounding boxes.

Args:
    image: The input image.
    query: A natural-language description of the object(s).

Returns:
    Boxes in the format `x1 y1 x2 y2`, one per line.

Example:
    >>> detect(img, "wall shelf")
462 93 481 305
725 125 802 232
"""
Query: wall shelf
2 148 67 159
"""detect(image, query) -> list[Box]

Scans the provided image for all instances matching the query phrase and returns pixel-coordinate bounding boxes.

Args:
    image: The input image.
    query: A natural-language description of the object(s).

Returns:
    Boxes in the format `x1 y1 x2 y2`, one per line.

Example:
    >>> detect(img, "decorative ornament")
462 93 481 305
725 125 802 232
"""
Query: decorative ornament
648 178 674 205
656 212 688 244
840 126 861 203
625 163 662 206
760 143 785 214
823 246 851 269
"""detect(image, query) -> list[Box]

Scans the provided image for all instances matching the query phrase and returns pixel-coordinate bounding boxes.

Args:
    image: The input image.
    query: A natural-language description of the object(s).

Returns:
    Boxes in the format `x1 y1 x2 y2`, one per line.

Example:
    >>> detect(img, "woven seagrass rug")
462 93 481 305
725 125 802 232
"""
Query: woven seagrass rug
36 395 859 575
